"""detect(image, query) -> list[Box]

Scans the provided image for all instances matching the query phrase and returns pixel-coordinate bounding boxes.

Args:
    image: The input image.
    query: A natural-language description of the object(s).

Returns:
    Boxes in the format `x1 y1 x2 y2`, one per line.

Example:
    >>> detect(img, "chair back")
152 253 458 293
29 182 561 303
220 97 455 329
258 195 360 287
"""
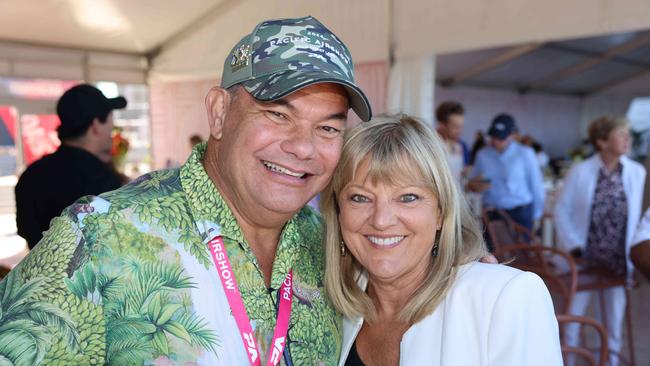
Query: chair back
556 314 609 366
494 244 577 314
482 208 533 250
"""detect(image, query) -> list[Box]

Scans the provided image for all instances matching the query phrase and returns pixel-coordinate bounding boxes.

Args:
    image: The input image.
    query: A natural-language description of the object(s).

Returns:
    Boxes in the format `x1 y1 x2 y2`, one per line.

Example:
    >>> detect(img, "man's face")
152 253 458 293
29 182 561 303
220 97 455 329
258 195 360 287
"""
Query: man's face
213 83 349 217
489 135 510 152
443 114 464 141
95 112 114 163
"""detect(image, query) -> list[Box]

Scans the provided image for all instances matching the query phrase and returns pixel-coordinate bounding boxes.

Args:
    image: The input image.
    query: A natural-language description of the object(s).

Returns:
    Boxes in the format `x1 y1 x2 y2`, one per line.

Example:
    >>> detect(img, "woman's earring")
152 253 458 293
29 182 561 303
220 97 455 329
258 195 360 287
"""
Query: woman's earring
432 230 441 257
340 240 347 256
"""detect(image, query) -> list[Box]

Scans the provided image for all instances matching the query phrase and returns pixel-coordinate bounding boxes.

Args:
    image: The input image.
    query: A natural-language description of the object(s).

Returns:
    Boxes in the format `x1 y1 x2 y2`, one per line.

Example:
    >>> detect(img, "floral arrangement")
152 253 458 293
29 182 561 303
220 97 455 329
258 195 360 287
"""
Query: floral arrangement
111 127 130 169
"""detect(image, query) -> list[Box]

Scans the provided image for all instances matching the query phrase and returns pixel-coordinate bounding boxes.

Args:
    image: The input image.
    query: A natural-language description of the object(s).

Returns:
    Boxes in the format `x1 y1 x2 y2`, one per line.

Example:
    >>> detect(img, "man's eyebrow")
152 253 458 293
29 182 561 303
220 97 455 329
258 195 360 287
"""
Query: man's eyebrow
265 98 348 122
326 112 348 121
267 98 294 111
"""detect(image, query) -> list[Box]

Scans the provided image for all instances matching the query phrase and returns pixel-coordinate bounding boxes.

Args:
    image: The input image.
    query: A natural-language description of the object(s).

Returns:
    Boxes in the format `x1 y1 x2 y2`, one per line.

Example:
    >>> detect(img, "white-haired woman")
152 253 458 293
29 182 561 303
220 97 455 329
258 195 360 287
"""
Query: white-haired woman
554 116 645 366
322 115 562 366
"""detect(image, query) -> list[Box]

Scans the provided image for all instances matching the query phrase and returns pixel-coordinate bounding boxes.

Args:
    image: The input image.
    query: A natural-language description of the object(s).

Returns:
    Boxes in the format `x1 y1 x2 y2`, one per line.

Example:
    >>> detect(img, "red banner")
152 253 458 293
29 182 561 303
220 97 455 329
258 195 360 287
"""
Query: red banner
20 114 61 165
0 106 18 145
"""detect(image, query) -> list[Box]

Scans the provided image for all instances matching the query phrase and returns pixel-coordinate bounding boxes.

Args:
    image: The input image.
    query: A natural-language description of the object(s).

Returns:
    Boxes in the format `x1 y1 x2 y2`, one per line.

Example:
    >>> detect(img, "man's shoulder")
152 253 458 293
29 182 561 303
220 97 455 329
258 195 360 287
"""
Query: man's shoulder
16 152 61 183
474 147 487 159
475 146 495 161
95 168 184 211
55 167 188 255
512 142 535 156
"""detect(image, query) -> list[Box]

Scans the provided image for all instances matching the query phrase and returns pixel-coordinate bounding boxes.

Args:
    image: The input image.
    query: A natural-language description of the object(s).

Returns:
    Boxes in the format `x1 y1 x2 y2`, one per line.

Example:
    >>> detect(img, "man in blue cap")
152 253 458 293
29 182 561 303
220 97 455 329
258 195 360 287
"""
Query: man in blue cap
468 113 545 234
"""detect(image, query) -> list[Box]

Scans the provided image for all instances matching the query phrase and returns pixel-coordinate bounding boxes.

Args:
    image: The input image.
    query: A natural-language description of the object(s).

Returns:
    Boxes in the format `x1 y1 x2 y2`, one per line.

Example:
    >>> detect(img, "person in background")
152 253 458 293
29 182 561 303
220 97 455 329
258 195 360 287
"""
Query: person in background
436 101 469 181
521 135 550 171
469 130 486 165
467 114 545 232
532 141 550 171
554 116 645 366
15 84 125 249
322 115 562 366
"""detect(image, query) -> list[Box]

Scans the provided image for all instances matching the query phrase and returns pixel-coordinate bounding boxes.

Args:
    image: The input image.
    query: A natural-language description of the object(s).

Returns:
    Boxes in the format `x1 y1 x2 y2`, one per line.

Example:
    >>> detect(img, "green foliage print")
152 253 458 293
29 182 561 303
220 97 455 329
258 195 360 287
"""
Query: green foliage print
100 169 182 211
98 259 219 365
17 217 81 301
40 292 105 365
98 167 210 269
80 212 167 264
0 270 79 366
132 191 208 267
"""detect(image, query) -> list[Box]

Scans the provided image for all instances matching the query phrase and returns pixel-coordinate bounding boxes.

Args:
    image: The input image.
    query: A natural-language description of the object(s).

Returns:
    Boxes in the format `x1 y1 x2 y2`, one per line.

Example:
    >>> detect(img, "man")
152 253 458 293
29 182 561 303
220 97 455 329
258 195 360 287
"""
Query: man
0 16 371 365
436 101 469 181
15 84 124 249
468 114 545 232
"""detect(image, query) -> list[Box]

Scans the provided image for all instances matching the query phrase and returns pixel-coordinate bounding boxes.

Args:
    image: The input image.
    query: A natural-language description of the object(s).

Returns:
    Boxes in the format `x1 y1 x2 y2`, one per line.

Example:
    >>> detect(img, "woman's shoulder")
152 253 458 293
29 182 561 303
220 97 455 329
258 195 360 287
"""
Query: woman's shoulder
621 155 646 175
453 262 545 298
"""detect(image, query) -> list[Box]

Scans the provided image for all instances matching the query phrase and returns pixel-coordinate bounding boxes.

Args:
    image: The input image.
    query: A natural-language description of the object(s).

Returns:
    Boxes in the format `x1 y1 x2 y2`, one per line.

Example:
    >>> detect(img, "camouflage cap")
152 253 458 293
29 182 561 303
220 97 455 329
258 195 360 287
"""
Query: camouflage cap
220 16 372 121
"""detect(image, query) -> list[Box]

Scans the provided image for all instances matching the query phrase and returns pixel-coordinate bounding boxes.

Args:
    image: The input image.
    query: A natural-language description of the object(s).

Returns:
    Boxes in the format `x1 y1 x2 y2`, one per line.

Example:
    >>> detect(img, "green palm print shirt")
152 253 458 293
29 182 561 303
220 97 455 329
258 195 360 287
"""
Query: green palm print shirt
0 144 342 365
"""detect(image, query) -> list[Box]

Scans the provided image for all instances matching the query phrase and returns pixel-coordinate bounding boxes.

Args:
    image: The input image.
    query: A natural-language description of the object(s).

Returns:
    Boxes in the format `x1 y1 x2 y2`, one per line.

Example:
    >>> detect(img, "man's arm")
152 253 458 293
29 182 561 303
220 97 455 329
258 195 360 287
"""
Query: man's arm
0 214 101 365
467 150 491 193
15 176 43 248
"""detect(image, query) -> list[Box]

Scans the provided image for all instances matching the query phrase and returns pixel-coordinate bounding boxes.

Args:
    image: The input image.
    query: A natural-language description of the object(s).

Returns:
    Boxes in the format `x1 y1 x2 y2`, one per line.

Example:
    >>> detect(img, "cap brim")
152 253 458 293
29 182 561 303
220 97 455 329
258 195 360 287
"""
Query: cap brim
242 71 372 122
107 96 127 110
488 129 510 140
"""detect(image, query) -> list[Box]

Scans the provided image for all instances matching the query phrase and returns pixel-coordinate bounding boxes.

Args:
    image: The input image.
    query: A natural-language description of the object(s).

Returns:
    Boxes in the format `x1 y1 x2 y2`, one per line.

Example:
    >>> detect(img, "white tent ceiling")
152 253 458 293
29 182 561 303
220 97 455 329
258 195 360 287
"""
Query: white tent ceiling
0 0 649 94
437 30 650 96
0 0 222 53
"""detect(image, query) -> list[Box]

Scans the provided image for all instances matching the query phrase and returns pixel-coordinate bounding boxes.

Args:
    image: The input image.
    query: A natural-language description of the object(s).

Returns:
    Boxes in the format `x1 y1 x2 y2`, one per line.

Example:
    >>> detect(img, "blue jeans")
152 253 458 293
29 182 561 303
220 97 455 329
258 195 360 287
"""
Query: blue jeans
505 203 534 233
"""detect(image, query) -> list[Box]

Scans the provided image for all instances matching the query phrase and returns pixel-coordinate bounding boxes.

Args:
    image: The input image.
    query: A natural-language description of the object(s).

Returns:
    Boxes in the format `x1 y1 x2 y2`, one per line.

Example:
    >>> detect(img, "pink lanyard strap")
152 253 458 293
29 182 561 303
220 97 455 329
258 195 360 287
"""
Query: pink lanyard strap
208 236 293 366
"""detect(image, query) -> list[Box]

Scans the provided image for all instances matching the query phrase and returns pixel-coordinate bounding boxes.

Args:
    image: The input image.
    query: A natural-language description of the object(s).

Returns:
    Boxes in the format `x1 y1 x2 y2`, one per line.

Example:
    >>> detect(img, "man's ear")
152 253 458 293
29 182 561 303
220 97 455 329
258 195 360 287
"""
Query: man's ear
205 87 231 140
88 118 102 137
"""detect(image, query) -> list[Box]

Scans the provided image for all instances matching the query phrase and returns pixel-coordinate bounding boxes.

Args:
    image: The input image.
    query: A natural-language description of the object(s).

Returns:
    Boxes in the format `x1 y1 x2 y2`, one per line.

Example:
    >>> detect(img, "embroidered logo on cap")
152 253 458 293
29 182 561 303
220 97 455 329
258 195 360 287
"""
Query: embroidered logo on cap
231 45 251 72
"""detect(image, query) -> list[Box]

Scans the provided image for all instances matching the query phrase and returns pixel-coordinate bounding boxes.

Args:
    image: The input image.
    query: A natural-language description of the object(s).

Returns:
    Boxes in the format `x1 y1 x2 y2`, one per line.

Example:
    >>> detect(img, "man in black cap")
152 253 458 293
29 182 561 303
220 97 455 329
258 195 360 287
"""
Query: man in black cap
468 113 545 233
15 84 125 248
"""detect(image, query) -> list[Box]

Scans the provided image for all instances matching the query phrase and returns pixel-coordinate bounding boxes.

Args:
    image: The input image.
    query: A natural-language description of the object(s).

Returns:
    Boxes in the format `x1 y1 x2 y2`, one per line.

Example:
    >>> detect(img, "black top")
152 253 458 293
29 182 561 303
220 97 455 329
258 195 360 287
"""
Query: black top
15 145 122 248
345 341 367 366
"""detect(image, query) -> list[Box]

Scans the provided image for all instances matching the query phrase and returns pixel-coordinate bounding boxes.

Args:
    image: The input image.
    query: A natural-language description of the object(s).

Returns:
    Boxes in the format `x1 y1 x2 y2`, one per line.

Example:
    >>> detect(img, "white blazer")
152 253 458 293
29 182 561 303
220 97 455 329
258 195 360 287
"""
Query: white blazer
339 262 563 366
553 154 646 278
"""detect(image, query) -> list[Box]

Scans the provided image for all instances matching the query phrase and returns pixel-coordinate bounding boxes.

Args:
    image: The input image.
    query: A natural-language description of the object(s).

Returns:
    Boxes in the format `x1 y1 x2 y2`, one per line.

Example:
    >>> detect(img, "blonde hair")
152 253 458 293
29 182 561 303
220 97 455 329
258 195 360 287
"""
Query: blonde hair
588 116 629 151
322 114 487 324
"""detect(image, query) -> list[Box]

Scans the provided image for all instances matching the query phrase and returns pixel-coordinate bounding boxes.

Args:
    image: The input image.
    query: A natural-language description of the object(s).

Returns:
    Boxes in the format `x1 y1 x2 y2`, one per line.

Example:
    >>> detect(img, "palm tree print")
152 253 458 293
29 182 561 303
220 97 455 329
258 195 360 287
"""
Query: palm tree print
0 270 78 366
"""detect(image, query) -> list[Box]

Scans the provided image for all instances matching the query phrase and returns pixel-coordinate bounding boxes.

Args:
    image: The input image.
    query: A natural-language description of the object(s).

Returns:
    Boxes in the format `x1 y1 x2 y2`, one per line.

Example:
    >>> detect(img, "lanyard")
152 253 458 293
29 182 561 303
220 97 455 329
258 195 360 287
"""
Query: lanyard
207 236 293 366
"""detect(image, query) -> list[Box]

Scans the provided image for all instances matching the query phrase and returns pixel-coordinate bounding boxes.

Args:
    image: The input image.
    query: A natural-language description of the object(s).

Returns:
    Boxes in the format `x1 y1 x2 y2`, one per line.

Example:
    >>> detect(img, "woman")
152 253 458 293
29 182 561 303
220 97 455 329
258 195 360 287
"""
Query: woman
322 115 562 366
554 116 645 366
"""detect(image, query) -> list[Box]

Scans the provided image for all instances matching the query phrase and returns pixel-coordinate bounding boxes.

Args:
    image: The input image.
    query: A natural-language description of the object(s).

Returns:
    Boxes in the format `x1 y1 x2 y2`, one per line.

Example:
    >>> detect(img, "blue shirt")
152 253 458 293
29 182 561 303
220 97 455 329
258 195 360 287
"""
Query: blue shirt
471 141 545 219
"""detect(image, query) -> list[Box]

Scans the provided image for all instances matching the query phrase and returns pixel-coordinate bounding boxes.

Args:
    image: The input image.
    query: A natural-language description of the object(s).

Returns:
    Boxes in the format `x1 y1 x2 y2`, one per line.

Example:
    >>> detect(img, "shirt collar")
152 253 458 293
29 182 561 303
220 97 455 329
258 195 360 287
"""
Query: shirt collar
180 143 246 242
594 153 625 174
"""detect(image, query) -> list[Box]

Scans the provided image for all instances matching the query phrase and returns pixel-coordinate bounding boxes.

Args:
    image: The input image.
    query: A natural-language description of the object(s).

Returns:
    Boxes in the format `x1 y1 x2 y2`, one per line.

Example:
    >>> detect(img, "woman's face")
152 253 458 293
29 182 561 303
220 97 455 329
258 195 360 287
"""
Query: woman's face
599 126 630 157
338 159 442 284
